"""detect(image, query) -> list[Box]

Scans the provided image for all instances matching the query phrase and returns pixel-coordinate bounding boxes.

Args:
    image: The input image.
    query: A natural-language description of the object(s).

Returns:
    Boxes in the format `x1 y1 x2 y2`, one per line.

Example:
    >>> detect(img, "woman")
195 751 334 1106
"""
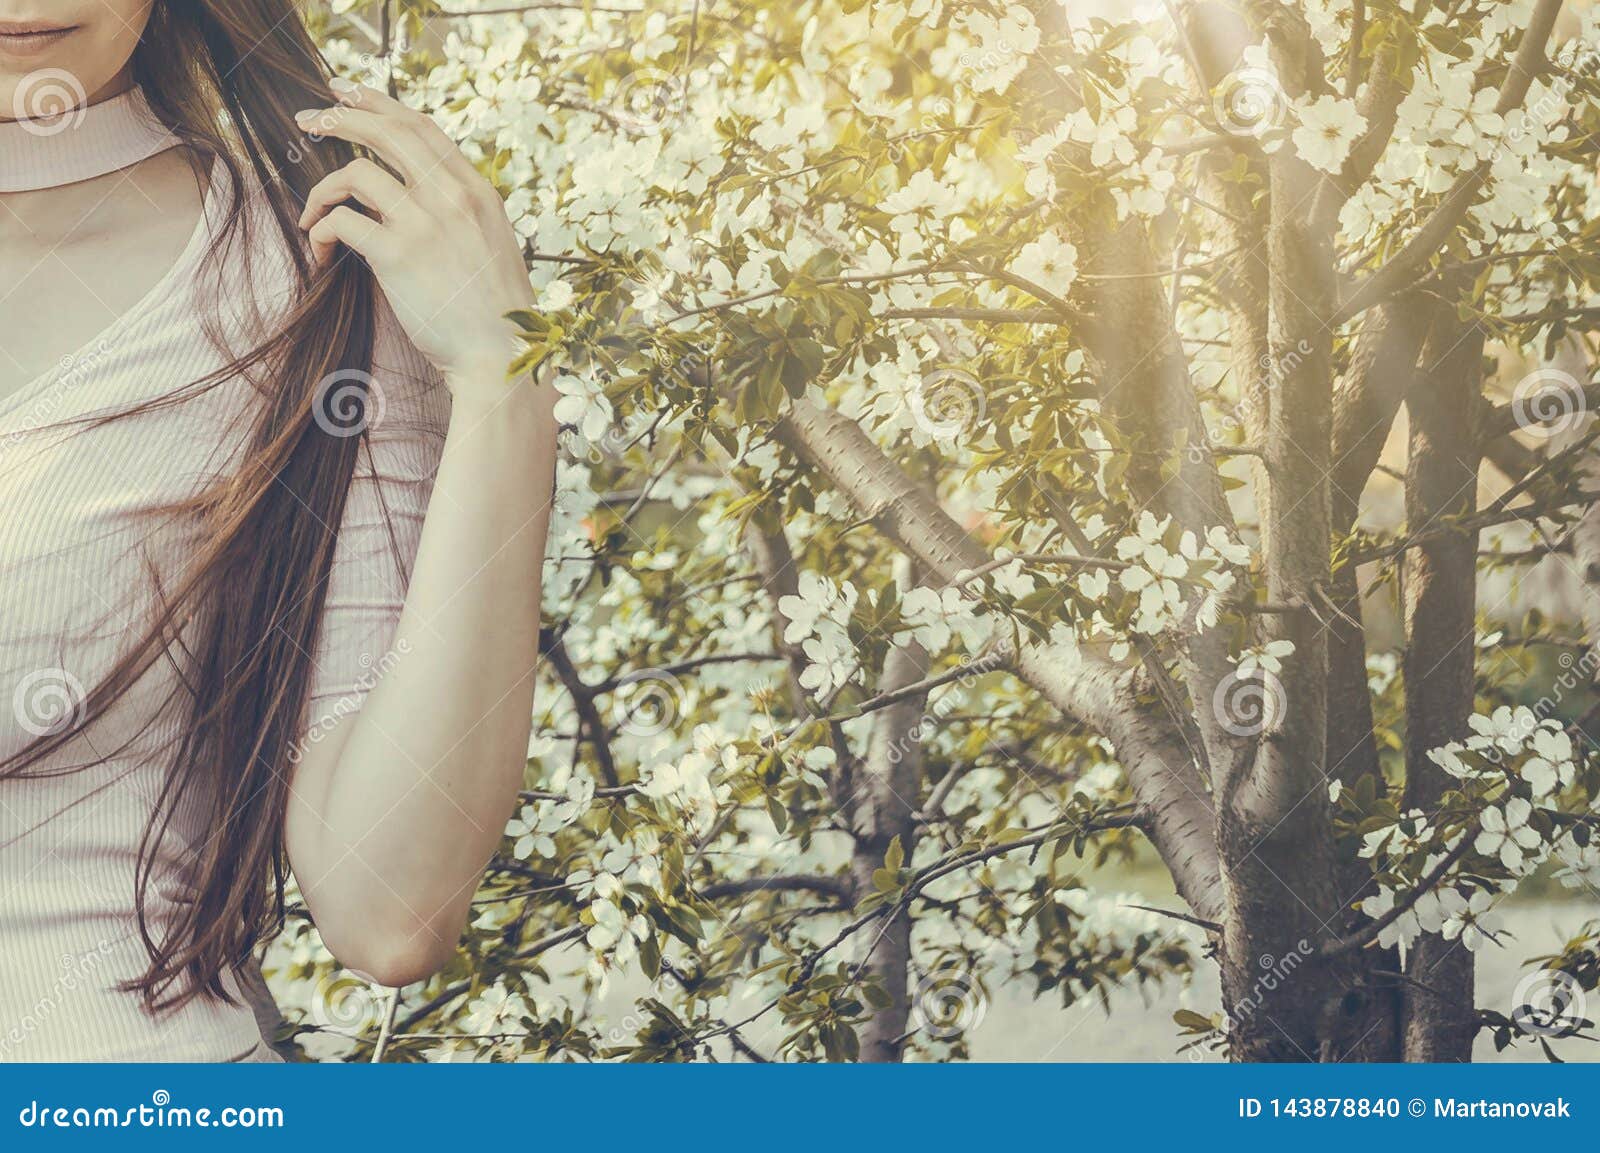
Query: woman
0 1 554 1060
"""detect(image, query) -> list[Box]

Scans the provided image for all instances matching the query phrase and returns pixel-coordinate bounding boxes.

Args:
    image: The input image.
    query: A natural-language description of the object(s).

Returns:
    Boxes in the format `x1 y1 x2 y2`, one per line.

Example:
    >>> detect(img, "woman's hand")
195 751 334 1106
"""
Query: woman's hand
295 79 533 400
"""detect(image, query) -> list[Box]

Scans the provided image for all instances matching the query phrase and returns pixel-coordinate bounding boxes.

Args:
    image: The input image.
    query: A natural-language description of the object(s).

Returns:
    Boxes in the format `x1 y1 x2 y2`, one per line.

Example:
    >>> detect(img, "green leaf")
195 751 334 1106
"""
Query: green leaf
861 982 893 1010
1172 1009 1215 1033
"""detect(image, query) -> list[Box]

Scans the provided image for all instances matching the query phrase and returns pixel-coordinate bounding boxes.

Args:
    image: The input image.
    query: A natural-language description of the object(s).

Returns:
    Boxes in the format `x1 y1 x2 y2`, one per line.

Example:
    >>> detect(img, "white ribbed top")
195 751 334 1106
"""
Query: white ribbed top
0 149 450 1060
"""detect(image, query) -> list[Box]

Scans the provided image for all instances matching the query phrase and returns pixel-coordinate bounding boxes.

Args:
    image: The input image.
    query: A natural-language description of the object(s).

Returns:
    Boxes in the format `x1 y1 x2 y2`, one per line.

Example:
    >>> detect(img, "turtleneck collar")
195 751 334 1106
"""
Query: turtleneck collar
0 86 181 194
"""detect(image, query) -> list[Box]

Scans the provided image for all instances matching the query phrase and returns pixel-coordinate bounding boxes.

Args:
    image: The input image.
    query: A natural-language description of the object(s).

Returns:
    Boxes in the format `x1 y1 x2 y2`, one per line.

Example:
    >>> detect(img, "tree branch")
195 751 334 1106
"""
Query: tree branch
546 633 620 786
697 874 854 902
1319 836 1473 958
772 397 1224 921
1333 0 1564 323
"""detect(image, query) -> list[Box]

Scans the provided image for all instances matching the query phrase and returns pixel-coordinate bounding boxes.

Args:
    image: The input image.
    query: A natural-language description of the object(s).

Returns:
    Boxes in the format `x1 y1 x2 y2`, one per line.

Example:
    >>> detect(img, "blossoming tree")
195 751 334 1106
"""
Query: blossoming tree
266 0 1600 1062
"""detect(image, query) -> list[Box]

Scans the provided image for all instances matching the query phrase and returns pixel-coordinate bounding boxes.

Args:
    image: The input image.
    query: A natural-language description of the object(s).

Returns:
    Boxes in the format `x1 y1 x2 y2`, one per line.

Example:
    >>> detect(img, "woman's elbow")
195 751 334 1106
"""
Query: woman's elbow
322 918 460 988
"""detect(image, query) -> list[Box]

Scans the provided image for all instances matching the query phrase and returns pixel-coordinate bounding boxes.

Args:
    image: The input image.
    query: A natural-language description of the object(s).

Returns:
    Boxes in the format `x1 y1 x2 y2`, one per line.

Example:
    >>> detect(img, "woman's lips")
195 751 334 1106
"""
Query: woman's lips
0 25 78 56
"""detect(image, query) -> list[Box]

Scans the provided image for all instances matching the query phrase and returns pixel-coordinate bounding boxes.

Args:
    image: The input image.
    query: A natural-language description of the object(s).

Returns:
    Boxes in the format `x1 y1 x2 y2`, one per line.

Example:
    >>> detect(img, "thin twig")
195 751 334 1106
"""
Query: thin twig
1319 836 1472 957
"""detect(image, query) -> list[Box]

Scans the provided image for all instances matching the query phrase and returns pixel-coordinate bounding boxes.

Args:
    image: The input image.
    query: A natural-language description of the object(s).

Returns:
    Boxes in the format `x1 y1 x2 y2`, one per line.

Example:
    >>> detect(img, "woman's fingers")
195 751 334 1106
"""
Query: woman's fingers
294 105 435 182
299 158 411 230
306 205 393 268
326 78 420 124
297 80 472 183
327 80 478 179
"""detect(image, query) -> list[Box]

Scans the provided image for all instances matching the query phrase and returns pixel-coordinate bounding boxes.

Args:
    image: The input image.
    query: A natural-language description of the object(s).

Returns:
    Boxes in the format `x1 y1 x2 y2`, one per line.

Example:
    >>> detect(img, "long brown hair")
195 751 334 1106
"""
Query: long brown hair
1 0 380 1008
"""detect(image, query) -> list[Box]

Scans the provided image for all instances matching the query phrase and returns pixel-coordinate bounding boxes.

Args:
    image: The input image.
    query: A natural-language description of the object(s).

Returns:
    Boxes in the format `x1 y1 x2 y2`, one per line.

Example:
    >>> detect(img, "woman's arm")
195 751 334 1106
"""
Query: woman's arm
283 80 556 985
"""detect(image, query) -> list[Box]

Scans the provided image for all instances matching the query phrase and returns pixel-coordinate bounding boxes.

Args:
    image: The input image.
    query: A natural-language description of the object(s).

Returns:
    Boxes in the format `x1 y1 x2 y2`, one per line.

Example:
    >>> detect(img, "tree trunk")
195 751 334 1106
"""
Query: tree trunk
1323 300 1435 1061
1183 3 1274 551
1216 134 1351 1061
1555 341 1600 658
1399 305 1485 1062
851 641 929 1061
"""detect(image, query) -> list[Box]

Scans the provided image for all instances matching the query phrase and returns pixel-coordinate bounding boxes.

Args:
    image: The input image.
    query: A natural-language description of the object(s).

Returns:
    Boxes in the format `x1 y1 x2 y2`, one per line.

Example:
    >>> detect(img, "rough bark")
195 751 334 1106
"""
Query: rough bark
1321 300 1435 1061
1552 341 1600 663
774 397 1225 922
1400 307 1486 1062
852 640 929 1062
765 4 1569 1055
1216 125 1351 1061
1011 643 1224 926
1311 0 1564 1053
1078 221 1244 786
1184 3 1274 546
1578 462 1600 663
1183 6 1403 1059
744 521 807 714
